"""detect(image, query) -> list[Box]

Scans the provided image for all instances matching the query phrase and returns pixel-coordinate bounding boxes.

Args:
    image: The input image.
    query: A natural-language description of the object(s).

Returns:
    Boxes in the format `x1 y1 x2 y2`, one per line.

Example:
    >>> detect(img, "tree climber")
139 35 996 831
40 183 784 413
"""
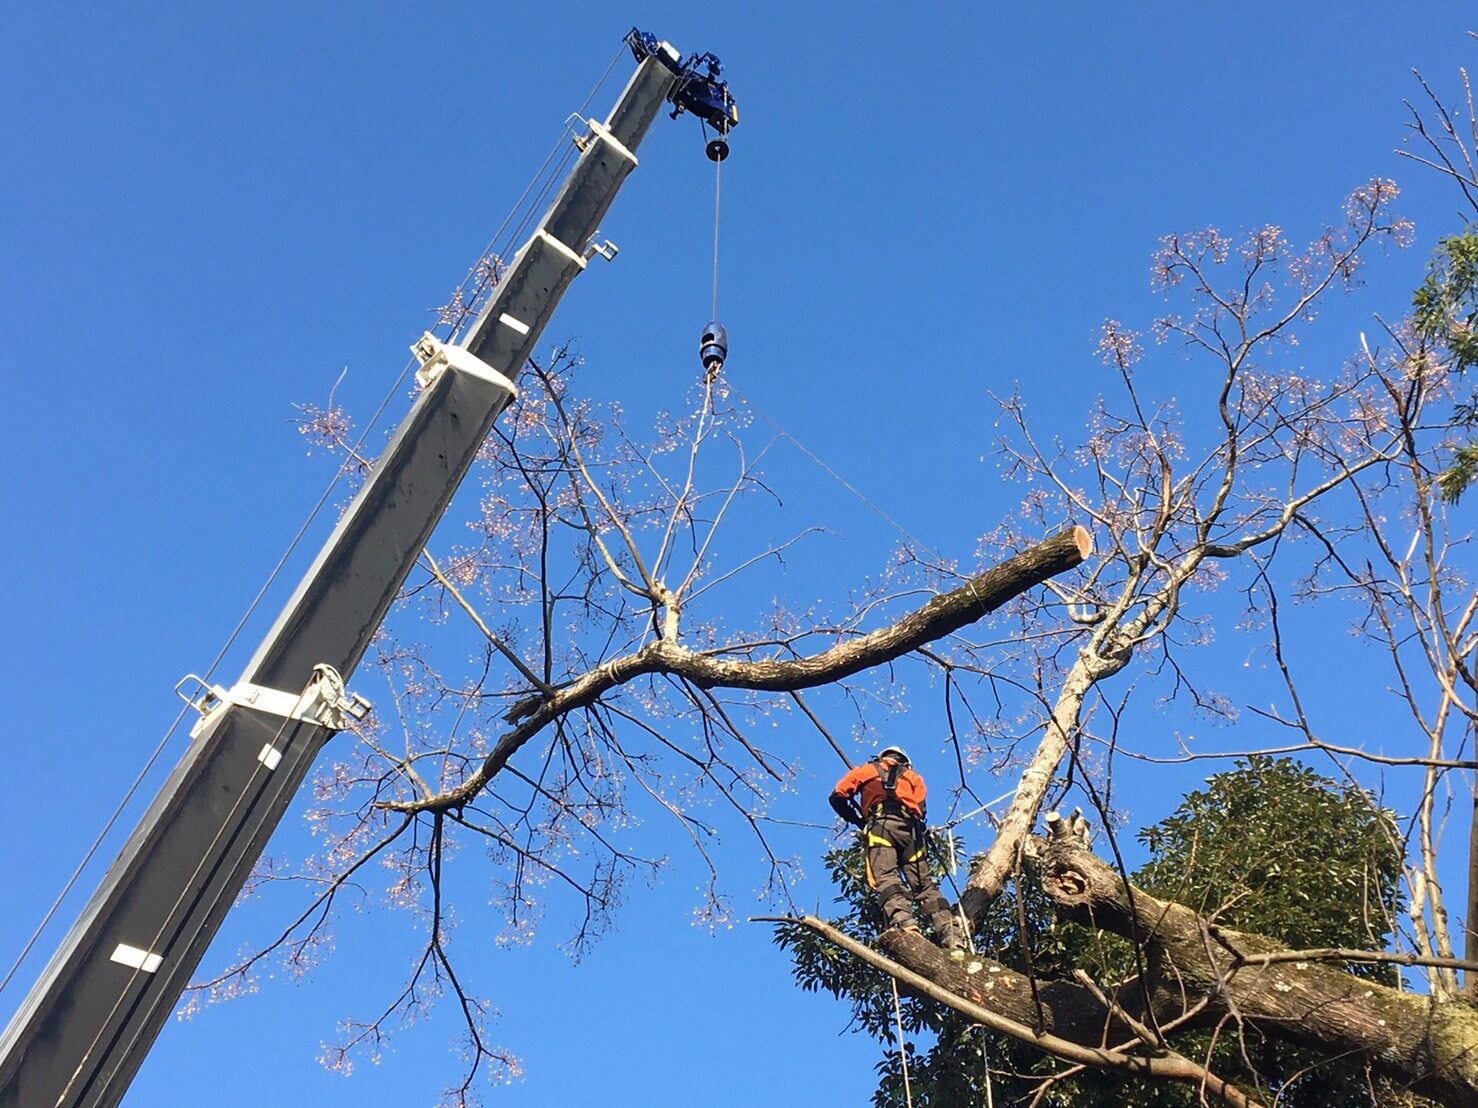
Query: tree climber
829 747 965 956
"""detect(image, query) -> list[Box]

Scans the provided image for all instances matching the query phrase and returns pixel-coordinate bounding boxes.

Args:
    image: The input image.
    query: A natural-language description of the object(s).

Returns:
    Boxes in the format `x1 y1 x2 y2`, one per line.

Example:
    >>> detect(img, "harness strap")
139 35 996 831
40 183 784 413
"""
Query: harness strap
869 797 922 819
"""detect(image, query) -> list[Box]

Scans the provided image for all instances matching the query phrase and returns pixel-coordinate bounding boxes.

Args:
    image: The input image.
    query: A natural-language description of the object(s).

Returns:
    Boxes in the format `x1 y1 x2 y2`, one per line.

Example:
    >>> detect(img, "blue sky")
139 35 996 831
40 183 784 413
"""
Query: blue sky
4 4 1477 1106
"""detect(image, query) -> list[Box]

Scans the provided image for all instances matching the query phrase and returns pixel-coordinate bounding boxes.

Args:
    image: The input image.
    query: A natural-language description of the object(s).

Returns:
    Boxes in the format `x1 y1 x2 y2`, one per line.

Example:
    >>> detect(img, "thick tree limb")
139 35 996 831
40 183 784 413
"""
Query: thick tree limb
1036 822 1478 1104
777 812 1478 1105
766 915 1264 1108
667 525 1092 692
962 653 1112 920
381 527 1091 814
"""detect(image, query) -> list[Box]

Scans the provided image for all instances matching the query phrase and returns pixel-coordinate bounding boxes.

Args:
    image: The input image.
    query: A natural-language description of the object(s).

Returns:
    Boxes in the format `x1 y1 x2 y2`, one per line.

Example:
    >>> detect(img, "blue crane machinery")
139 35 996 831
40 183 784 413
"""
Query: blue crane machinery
0 28 737 1108
625 27 736 377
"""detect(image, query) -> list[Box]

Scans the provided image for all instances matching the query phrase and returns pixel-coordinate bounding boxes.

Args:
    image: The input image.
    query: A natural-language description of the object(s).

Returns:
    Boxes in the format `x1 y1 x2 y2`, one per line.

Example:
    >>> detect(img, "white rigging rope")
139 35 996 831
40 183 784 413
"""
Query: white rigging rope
890 976 915 1108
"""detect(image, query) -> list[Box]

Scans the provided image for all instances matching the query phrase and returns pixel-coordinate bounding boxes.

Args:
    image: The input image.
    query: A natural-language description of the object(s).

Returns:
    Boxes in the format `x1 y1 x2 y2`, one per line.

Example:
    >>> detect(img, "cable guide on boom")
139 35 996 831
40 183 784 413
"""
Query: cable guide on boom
175 664 371 741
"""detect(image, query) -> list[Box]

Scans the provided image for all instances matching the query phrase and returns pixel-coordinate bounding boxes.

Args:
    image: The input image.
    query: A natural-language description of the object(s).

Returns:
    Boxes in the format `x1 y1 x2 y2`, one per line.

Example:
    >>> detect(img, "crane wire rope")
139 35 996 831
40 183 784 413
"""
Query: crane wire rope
0 49 626 1005
452 44 623 341
711 148 722 319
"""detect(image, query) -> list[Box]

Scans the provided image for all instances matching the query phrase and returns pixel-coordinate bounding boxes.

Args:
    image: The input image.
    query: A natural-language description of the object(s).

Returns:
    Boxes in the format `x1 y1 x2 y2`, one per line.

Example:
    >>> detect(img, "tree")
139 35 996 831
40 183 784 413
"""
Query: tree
774 164 1478 1102
183 50 1478 1108
785 757 1413 1106
1417 228 1478 500
1402 54 1478 501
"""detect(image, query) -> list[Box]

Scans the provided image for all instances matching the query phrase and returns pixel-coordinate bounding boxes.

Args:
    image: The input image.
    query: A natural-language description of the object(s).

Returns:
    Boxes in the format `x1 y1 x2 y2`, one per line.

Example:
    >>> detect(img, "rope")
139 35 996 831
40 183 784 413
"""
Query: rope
890 976 914 1108
933 866 993 1107
581 45 626 119
0 349 416 1005
731 386 924 548
0 708 189 998
938 787 1019 833
731 383 1029 707
982 1027 995 1108
449 43 626 343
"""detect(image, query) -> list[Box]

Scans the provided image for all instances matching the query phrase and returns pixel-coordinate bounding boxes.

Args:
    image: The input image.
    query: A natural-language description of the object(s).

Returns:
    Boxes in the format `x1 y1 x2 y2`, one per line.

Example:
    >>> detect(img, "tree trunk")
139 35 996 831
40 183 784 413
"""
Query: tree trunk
790 816 1478 1105
1036 826 1478 1105
1467 775 1478 998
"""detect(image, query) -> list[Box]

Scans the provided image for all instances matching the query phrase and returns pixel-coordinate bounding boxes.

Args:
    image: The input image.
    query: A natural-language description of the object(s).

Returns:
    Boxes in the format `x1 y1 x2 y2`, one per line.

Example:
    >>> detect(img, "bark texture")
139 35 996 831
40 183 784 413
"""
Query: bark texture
788 917 1264 1108
808 819 1478 1104
1036 827 1478 1105
961 651 1119 920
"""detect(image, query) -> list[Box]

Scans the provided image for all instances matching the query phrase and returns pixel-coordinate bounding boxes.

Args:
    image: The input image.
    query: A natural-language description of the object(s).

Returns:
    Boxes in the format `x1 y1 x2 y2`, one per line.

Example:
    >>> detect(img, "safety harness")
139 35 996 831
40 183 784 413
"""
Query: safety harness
869 758 916 820
865 758 928 867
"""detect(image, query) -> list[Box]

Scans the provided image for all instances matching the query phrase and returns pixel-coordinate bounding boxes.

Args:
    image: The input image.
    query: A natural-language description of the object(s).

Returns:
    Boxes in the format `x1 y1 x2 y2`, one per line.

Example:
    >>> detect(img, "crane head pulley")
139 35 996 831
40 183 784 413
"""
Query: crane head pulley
626 27 739 159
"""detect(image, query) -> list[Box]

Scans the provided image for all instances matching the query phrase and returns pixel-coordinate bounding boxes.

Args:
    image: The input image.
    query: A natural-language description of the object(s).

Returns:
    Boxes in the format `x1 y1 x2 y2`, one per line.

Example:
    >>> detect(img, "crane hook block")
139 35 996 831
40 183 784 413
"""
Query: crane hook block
700 320 728 374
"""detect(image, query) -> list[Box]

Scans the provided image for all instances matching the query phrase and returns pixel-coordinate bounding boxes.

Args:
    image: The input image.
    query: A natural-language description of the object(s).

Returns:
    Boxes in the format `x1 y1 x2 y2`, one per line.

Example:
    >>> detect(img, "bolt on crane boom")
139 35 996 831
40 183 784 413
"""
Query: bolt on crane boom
0 30 736 1108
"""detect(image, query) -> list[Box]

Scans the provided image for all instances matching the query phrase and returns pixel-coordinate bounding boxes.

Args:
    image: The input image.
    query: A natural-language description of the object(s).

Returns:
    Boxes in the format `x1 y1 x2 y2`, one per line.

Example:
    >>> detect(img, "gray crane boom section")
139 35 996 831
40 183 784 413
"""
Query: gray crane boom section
0 55 676 1108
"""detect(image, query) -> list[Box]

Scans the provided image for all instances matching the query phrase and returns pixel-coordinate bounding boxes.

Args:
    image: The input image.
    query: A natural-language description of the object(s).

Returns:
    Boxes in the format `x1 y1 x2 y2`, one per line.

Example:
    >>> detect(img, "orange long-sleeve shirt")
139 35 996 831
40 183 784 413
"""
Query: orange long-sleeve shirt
832 757 927 820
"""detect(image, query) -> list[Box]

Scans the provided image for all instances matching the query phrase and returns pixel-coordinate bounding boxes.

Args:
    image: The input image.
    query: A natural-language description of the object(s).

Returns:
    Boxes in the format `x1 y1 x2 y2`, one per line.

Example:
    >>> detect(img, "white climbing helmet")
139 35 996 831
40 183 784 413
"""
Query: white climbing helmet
877 745 909 765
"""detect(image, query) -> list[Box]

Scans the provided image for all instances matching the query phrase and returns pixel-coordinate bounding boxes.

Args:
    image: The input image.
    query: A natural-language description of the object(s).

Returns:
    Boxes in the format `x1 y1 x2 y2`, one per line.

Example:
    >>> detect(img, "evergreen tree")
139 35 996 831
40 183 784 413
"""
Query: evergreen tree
1414 226 1478 500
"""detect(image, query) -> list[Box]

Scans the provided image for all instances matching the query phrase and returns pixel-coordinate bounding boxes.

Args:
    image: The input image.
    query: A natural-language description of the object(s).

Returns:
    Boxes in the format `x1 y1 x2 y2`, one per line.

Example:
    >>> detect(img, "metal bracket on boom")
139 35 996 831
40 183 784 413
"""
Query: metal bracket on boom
584 237 619 262
567 114 641 168
176 664 372 744
410 332 522 395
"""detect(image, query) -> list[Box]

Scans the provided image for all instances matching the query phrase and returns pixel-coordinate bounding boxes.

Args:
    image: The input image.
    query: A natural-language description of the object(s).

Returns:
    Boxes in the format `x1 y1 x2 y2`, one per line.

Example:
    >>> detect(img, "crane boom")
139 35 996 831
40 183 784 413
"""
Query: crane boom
0 33 730 1108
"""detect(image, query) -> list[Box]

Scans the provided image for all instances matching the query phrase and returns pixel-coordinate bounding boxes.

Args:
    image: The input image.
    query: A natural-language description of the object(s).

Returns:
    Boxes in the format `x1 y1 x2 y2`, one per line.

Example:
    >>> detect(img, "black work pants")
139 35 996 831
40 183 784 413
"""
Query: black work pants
863 812 957 943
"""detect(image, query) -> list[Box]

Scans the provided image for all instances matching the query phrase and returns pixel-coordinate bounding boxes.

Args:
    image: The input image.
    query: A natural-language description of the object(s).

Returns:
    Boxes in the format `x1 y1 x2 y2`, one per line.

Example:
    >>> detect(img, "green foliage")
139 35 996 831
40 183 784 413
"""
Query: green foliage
1438 441 1478 504
1136 755 1402 964
776 844 906 1047
1414 226 1478 373
1129 757 1410 1107
1413 226 1478 501
783 759 1421 1107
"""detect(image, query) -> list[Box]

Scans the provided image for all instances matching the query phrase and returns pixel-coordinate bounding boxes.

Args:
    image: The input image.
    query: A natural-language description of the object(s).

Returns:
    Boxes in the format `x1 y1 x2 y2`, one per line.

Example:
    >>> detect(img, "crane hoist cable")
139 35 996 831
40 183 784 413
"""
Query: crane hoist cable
706 82 732 323
701 146 729 382
696 83 735 379
711 145 722 321
621 28 738 380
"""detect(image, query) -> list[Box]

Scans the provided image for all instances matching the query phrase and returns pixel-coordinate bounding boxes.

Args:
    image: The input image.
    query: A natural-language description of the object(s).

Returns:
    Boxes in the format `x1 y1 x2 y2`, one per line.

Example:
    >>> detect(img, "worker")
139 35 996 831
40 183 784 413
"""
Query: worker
830 746 964 956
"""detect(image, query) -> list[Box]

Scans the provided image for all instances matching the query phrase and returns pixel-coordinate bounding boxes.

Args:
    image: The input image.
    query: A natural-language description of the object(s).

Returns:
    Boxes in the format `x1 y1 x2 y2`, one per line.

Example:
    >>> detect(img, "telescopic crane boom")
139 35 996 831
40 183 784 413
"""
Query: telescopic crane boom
0 30 736 1108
